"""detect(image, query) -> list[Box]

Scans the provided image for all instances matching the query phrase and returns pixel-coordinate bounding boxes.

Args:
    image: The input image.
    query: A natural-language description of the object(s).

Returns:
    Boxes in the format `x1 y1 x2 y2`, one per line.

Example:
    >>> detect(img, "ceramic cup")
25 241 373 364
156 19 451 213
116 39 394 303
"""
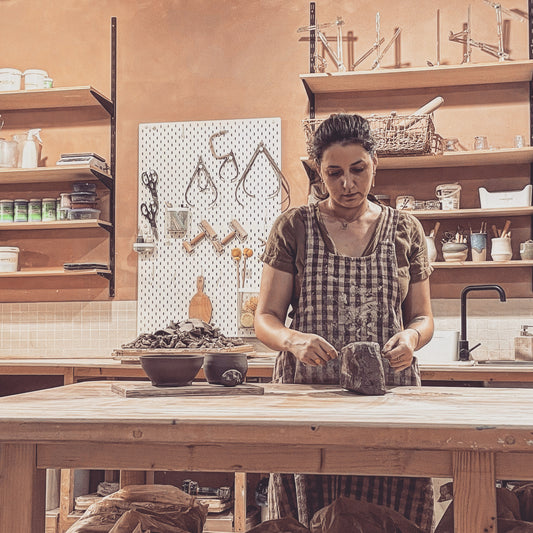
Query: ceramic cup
469 233 487 262
491 237 512 262
425 236 437 262
520 240 533 260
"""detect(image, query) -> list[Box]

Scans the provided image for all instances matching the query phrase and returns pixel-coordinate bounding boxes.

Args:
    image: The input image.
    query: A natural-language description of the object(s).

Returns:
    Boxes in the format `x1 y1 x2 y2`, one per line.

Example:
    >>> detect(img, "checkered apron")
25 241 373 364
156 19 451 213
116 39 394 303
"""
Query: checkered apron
268 204 434 531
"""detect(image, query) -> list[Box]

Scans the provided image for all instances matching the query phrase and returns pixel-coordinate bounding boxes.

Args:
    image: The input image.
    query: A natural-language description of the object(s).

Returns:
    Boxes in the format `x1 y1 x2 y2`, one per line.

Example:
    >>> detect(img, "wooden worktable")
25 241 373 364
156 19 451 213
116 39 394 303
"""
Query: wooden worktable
1 381 533 532
1 357 533 384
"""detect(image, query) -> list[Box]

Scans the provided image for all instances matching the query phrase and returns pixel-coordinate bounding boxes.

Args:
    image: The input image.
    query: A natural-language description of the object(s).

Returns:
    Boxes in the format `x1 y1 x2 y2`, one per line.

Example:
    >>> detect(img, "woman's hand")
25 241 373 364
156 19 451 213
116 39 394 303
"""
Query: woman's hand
287 331 338 367
381 329 419 372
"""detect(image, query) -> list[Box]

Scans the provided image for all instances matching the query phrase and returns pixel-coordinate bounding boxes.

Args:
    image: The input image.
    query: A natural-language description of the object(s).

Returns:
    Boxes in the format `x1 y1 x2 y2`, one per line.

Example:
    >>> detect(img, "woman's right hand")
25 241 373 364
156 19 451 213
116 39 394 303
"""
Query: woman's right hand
287 331 338 367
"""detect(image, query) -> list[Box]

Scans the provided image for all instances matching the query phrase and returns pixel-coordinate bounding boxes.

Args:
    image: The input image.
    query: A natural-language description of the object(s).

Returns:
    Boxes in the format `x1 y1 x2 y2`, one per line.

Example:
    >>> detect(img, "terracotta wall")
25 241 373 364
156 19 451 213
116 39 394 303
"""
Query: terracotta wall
0 0 530 301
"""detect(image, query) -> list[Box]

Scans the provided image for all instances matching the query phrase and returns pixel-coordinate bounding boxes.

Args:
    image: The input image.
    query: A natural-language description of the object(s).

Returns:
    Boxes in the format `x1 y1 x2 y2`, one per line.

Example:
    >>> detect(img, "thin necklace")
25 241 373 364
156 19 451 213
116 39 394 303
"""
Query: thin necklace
321 202 368 230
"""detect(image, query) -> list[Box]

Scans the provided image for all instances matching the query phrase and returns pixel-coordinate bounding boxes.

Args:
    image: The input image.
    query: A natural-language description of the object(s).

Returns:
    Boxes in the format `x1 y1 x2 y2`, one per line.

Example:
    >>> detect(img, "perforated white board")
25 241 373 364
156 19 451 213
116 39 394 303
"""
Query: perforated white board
137 118 282 336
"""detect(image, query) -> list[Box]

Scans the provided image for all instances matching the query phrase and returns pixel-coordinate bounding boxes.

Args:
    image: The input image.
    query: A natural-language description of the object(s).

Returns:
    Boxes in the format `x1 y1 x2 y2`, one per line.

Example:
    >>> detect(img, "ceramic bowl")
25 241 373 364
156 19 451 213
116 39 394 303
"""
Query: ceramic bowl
203 352 248 387
442 242 468 262
140 353 204 387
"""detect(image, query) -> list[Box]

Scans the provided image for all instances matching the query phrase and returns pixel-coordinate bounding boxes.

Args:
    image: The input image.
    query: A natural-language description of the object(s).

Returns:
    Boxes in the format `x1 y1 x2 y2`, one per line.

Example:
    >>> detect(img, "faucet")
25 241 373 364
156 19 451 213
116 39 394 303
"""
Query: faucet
459 284 507 361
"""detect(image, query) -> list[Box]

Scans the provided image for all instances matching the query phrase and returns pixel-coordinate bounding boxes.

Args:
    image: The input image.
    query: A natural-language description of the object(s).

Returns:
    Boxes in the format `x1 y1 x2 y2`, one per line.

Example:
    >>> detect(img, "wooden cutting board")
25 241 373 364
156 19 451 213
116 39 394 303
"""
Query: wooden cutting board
111 381 264 398
111 344 255 363
188 275 212 323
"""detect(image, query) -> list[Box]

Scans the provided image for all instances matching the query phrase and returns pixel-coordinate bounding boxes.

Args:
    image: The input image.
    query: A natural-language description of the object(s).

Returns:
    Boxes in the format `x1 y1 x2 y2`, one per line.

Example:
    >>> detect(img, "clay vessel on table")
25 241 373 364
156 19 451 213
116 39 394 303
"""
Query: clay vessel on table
140 353 204 387
203 353 248 387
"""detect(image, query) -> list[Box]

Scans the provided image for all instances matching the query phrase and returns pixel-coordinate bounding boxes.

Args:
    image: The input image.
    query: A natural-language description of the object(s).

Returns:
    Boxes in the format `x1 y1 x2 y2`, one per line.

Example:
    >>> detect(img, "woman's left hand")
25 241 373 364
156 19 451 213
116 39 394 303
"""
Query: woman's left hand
381 329 419 372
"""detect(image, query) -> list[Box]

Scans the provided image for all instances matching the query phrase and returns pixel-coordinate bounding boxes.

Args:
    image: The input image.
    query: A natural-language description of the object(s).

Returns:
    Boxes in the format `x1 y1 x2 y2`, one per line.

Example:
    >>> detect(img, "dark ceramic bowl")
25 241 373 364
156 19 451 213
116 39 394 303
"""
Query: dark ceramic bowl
140 353 204 387
203 353 248 387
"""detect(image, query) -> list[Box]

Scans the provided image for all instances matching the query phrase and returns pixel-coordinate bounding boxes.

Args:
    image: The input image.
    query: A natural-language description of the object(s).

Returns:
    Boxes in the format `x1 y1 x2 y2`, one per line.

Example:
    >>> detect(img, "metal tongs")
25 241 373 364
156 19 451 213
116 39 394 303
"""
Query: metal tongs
235 142 290 211
297 17 346 72
185 156 218 207
208 130 239 182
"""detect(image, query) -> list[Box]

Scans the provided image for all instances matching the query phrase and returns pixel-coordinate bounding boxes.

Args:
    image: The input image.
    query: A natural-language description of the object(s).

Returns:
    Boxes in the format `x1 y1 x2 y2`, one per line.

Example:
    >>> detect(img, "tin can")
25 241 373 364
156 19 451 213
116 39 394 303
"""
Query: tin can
14 199 28 222
28 199 42 222
0 199 14 222
42 198 57 222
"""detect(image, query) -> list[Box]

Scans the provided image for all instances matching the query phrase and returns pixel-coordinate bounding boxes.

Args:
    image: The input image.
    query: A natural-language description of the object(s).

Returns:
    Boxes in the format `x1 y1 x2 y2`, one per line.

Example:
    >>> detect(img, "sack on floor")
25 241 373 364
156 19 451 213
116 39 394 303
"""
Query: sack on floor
247 516 310 532
309 496 423 533
65 484 208 533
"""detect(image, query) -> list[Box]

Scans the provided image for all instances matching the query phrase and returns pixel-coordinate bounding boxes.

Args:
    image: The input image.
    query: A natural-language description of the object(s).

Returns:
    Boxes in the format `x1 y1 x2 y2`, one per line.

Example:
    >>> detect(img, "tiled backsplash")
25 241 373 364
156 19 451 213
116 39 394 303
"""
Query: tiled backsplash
0 301 137 358
432 298 533 361
0 298 531 360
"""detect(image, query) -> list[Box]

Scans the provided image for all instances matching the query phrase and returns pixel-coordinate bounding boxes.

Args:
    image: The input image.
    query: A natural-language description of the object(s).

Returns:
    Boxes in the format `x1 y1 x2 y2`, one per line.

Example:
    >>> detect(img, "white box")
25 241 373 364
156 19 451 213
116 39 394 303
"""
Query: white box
416 330 459 363
479 184 532 209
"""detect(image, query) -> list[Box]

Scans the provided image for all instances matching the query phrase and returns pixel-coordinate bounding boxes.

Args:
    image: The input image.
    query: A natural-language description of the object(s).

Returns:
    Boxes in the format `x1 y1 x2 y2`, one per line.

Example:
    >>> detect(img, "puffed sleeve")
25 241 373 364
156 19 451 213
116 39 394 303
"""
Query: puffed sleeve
260 208 303 275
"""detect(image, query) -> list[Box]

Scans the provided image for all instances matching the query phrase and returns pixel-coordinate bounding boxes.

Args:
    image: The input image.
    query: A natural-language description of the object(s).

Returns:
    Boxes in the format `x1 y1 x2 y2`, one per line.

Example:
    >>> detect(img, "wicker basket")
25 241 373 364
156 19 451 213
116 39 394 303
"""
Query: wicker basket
302 114 443 157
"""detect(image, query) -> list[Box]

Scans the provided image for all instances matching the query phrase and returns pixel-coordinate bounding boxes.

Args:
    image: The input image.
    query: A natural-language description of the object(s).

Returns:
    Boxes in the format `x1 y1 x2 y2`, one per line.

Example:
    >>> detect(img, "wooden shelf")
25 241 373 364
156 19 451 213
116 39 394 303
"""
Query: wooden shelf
0 86 113 114
412 206 533 220
300 60 533 94
302 147 533 171
432 260 533 269
0 267 111 278
0 219 111 230
0 165 113 187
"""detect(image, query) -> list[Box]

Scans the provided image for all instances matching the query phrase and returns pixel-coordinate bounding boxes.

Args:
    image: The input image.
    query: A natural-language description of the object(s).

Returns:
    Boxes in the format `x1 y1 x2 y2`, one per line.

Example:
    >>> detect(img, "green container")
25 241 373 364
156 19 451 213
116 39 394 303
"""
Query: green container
42 198 56 222
14 199 28 222
0 200 14 223
28 199 42 222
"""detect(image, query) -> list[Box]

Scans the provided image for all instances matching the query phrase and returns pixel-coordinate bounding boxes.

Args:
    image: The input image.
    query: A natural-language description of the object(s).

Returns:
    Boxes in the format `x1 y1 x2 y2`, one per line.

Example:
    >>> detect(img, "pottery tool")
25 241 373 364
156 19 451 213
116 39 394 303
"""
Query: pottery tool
241 248 253 288
404 96 444 129
430 221 440 238
232 248 242 288
199 219 223 254
426 9 441 67
501 219 512 239
182 226 206 254
188 275 213 323
220 219 248 248
491 224 499 238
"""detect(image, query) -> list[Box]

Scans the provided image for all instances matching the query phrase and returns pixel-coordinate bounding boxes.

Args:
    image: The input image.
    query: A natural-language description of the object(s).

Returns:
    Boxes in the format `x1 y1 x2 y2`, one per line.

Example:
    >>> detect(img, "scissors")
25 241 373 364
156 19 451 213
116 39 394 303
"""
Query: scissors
141 169 158 205
141 201 158 240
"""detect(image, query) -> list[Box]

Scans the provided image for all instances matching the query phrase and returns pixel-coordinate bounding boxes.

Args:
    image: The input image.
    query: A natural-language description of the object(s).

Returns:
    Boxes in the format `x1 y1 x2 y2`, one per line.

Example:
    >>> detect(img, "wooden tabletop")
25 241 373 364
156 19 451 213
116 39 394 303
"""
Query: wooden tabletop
1 381 533 452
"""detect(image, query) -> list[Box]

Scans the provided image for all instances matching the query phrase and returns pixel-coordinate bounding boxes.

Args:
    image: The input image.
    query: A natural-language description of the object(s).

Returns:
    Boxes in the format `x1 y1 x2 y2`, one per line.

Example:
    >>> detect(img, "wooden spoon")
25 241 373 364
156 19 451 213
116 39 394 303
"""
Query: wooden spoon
188 275 212 323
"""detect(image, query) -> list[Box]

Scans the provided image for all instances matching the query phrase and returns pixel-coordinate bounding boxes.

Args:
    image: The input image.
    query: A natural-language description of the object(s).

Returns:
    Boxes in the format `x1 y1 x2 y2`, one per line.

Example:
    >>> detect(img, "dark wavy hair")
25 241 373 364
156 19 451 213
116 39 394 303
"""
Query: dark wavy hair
310 113 376 165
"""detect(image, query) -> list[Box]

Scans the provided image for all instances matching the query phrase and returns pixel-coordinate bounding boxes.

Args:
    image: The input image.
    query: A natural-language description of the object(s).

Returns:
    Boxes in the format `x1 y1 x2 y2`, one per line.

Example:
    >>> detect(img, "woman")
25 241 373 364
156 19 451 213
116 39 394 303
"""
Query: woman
254 113 434 531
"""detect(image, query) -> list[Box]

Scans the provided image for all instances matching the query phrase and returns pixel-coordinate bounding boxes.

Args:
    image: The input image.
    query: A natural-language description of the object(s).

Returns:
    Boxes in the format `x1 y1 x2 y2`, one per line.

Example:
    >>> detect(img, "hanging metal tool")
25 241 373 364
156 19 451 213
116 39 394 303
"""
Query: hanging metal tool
140 201 158 240
185 156 218 207
235 142 290 211
141 169 158 207
297 16 346 72
208 130 239 182
369 13 402 70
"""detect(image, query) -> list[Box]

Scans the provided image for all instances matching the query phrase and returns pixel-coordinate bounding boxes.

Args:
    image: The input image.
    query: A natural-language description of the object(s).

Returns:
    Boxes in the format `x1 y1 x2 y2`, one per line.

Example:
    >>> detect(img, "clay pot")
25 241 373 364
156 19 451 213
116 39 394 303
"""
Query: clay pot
203 353 248 387
140 353 204 387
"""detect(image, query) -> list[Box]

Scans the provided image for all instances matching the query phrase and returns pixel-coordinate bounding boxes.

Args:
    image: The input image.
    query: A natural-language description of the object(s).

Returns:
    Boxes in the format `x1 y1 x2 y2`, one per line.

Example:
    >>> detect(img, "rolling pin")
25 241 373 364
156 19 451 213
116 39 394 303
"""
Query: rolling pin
405 96 444 129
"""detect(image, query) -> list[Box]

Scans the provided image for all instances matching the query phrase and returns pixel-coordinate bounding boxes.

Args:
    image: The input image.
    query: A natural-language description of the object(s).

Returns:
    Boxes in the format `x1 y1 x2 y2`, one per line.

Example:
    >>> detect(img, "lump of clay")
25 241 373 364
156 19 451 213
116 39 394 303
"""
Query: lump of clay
339 341 386 395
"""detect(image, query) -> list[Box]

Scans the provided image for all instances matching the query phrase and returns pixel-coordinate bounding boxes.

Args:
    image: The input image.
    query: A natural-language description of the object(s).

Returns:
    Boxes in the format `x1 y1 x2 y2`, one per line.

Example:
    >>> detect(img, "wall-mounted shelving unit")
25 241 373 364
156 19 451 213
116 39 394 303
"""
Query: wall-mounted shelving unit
300 3 533 296
0 20 116 297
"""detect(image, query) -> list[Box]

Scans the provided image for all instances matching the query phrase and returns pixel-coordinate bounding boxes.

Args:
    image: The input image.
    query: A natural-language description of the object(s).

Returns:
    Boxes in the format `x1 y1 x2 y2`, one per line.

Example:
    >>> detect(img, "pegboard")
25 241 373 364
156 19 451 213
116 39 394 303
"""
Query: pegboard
137 118 282 337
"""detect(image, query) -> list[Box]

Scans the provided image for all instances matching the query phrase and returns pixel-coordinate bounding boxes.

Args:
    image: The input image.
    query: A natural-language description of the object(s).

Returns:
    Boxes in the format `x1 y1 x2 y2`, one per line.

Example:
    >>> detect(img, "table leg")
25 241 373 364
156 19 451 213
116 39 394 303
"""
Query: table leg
0 443 45 532
234 472 247 532
59 469 75 532
453 450 497 533
120 470 146 487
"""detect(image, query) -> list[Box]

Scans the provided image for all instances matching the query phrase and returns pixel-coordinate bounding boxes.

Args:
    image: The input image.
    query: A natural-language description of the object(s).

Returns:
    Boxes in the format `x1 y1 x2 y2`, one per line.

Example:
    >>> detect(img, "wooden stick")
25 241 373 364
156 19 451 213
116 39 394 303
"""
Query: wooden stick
501 219 512 239
491 224 499 238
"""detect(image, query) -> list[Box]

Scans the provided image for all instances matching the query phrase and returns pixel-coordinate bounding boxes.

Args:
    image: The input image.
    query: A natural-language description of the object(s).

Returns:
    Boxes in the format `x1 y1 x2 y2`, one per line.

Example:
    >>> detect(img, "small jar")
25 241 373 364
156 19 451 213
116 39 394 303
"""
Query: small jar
474 136 488 150
0 199 14 222
42 197 57 221
13 199 28 222
395 195 415 210
28 199 42 222
23 69 48 90
414 200 426 210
